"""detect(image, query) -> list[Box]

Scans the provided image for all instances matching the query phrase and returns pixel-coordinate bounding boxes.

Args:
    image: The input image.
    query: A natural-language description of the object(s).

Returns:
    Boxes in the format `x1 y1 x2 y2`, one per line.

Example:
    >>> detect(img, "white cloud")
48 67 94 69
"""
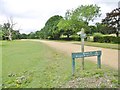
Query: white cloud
0 0 119 34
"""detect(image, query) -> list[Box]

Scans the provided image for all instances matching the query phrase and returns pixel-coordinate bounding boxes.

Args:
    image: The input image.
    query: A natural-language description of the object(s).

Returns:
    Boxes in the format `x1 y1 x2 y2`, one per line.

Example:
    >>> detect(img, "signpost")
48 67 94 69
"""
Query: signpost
72 28 102 75
72 51 102 75
77 28 86 70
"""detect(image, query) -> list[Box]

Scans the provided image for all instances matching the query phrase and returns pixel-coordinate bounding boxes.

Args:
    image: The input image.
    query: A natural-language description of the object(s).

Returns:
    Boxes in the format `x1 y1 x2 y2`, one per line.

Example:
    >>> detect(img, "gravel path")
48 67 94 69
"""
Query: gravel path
30 40 118 70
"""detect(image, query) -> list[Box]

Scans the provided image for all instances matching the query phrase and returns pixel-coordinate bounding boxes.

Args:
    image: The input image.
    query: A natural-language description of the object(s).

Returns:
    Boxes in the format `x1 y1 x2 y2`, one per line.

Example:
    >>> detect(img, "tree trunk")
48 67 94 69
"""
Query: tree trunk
67 35 70 40
116 31 120 37
8 28 12 41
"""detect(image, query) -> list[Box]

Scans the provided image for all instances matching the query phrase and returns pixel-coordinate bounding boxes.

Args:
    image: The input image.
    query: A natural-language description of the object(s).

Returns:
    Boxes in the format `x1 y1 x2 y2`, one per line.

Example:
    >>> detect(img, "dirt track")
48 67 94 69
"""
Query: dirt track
31 40 119 70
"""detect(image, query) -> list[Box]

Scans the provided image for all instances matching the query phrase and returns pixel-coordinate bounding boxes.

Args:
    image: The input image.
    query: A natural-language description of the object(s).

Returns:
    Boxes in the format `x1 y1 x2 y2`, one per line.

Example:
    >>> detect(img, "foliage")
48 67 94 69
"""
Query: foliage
20 33 28 39
12 30 21 40
27 32 36 39
95 23 116 34
93 35 120 44
0 25 3 40
102 8 120 37
57 4 100 39
93 33 103 42
93 33 103 37
71 4 101 23
1 19 21 40
57 19 74 39
39 15 63 39
2 17 16 41
36 4 101 40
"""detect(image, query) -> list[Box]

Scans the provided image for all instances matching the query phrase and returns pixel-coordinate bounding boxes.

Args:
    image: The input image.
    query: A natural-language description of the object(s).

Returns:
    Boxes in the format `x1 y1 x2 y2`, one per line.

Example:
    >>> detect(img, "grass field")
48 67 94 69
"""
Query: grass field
1 41 119 88
73 41 119 50
0 41 2 89
52 40 119 50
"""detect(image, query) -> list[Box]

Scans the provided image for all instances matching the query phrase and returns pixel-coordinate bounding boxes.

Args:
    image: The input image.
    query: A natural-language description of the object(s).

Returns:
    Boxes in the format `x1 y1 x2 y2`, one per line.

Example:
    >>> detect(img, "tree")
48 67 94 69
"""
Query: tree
27 32 36 39
58 6 94 39
2 17 17 40
12 30 21 39
38 28 47 39
35 31 41 39
57 19 74 39
102 7 120 37
95 23 116 34
87 25 97 35
20 33 28 39
71 4 101 24
0 25 3 40
2 17 22 40
58 4 101 39
40 15 63 39
39 5 101 40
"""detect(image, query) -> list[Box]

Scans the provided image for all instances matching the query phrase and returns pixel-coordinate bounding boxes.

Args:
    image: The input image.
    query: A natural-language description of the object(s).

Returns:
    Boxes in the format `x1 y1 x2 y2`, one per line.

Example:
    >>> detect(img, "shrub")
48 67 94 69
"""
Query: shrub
103 36 120 44
93 33 103 42
93 33 103 37
71 35 80 41
93 35 120 44
103 36 111 43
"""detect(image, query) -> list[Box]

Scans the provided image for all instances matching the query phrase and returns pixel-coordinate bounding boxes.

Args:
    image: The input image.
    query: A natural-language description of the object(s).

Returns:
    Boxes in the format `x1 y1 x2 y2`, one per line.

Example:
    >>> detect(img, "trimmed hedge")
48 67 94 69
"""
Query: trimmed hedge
60 37 80 41
93 36 120 44
59 35 87 41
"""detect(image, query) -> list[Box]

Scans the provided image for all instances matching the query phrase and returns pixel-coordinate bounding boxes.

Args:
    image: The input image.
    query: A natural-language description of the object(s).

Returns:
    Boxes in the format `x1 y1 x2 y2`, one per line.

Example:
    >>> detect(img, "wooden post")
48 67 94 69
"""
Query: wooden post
72 58 75 75
81 28 85 70
97 55 101 69
81 37 84 70
76 28 86 70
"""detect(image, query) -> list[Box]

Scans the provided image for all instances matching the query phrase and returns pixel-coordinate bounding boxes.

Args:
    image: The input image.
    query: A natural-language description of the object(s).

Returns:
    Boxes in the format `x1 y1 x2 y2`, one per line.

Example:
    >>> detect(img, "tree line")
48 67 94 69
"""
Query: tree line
34 4 117 40
0 4 119 41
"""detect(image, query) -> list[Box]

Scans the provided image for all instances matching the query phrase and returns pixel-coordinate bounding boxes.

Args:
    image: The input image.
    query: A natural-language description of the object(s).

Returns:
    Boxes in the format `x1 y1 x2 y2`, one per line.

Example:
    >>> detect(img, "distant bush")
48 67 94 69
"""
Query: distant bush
71 35 80 41
93 33 103 42
59 35 88 41
93 35 120 44
60 36 80 41
93 33 103 37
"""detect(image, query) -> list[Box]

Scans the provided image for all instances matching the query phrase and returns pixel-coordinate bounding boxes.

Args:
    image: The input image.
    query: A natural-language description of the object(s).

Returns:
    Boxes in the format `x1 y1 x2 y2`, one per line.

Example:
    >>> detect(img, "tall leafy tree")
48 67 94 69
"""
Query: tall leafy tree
102 7 120 37
12 30 21 39
95 23 116 34
41 15 63 39
87 25 97 35
40 5 101 40
20 33 28 39
71 4 101 24
57 18 74 39
27 32 36 39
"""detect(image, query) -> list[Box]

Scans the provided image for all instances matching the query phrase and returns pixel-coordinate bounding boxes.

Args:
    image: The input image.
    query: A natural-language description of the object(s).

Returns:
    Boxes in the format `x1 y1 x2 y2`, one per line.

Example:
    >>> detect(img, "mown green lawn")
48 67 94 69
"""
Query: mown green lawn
73 41 119 50
52 40 119 50
0 41 2 89
2 41 119 88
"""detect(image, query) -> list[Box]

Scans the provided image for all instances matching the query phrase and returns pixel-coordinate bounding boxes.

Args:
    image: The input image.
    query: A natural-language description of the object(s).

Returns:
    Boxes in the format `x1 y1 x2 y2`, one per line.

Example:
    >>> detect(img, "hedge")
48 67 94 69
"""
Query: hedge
59 35 88 41
93 36 120 44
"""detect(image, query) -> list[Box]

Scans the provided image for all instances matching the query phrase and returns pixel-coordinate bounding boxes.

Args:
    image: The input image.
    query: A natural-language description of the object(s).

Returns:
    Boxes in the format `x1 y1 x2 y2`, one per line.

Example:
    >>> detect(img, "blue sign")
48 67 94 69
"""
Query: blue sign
72 51 101 58
72 50 102 75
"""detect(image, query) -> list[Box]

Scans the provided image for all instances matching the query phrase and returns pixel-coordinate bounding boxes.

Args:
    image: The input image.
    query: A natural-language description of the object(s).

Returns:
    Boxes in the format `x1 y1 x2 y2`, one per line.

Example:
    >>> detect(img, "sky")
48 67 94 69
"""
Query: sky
0 0 119 34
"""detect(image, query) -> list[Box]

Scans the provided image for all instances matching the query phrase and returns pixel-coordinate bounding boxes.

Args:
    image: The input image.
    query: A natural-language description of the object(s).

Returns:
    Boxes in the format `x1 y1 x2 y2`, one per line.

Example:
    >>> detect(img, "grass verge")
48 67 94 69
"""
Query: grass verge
49 40 119 50
0 41 2 89
73 41 119 50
